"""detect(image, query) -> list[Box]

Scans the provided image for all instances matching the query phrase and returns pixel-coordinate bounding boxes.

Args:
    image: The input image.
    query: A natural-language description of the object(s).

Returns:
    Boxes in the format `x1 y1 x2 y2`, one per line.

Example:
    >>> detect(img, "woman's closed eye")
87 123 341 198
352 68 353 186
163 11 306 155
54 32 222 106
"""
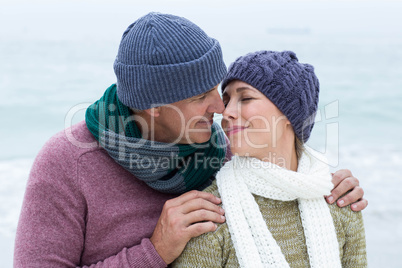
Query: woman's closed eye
223 97 254 107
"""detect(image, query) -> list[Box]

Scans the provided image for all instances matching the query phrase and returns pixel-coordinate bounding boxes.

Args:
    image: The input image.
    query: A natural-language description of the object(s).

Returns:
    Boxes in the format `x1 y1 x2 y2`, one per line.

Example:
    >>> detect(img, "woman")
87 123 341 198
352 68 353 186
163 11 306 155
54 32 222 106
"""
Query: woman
173 51 367 267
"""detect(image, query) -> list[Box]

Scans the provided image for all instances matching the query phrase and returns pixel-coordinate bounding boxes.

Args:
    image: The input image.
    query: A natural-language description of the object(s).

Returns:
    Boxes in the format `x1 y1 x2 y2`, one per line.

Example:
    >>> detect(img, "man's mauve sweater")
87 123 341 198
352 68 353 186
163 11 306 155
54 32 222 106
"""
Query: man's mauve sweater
14 121 179 267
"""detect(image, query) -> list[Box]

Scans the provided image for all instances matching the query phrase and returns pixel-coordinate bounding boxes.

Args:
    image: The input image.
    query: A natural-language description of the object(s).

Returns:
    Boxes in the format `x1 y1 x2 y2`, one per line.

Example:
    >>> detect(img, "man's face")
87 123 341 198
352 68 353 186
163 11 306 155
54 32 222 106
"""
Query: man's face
152 85 225 144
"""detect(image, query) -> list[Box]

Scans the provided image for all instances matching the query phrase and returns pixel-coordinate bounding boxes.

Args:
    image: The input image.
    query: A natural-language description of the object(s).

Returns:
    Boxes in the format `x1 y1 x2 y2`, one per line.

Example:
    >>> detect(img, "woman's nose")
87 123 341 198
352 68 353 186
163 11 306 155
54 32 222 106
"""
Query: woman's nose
222 100 238 121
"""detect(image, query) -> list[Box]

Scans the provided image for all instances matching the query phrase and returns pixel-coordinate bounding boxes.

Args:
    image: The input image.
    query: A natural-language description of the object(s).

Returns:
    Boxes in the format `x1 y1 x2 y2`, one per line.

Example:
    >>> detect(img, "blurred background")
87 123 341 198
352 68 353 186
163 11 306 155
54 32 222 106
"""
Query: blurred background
1 0 401 266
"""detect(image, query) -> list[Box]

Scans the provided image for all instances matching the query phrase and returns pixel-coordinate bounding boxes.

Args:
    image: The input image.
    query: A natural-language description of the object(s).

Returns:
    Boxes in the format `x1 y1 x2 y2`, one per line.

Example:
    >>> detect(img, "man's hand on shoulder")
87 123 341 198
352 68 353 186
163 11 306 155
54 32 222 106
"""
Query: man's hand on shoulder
150 190 225 265
326 169 368 211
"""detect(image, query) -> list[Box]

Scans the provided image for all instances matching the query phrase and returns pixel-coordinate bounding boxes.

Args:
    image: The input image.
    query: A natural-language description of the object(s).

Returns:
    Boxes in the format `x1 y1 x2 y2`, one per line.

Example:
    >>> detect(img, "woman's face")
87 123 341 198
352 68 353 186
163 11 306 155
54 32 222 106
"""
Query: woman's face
221 80 292 160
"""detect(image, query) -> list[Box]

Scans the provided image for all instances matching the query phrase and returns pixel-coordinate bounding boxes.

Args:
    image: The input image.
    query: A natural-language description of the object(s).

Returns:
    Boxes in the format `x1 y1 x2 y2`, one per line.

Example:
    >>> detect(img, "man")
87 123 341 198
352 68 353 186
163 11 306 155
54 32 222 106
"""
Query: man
14 12 367 267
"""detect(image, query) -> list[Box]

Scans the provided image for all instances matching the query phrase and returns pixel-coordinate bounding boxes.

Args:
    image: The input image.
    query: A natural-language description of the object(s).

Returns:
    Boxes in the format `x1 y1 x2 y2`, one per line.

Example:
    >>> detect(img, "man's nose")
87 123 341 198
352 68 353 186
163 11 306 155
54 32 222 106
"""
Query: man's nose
207 88 225 114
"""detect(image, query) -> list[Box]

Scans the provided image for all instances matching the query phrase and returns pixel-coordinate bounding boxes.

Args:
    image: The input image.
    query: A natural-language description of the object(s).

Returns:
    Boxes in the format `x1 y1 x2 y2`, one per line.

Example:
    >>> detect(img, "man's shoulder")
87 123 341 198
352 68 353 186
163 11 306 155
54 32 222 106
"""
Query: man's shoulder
31 121 106 175
44 121 102 158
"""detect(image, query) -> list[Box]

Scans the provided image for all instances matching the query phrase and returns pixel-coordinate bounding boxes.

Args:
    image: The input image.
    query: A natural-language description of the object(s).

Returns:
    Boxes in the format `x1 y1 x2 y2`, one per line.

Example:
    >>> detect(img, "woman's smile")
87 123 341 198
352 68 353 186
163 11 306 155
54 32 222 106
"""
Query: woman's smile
225 125 248 136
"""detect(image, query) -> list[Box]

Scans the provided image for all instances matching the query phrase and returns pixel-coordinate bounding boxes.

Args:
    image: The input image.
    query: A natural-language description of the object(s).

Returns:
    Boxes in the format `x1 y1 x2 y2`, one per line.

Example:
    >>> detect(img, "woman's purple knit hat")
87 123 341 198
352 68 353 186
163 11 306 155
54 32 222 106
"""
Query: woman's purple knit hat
221 50 319 143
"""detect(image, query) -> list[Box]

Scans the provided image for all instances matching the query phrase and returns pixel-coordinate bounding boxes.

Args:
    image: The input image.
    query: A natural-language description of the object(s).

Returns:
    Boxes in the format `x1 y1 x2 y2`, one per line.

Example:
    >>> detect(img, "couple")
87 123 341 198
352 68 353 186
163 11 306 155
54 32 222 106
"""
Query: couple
14 12 366 267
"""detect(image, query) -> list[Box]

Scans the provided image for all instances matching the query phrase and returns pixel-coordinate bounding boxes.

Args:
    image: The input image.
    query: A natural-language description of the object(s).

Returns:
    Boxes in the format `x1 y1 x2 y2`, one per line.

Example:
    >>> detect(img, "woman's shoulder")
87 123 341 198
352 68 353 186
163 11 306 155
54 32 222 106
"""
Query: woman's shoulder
200 180 232 246
203 179 221 198
327 200 365 239
328 199 363 223
327 200 367 266
173 182 236 266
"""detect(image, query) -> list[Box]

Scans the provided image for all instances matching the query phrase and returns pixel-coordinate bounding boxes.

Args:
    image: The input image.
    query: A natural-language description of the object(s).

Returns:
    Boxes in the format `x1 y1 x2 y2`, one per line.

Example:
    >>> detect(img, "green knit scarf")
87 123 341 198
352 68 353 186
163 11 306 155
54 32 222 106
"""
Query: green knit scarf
85 84 227 194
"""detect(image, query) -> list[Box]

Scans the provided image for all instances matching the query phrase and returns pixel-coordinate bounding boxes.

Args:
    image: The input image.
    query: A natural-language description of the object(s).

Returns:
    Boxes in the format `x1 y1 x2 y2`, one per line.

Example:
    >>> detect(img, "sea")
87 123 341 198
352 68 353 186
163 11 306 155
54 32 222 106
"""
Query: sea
1 0 401 267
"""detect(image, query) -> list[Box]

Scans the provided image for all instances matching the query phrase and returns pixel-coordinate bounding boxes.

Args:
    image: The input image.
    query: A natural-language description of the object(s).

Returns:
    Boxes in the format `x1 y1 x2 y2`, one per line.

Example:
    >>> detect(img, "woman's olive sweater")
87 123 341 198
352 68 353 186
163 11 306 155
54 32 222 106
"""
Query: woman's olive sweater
173 181 367 267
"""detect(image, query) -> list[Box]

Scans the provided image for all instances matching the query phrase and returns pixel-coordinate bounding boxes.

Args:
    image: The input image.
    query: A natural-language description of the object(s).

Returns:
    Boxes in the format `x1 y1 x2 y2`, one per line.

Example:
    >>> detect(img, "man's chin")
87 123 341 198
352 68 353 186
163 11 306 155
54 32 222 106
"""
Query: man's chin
185 132 212 145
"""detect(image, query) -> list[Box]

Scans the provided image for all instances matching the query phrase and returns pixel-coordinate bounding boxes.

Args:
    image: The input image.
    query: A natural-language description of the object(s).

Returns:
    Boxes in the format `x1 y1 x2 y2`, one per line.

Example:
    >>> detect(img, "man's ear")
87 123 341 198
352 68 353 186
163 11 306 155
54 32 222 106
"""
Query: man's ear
285 117 292 126
144 107 161 117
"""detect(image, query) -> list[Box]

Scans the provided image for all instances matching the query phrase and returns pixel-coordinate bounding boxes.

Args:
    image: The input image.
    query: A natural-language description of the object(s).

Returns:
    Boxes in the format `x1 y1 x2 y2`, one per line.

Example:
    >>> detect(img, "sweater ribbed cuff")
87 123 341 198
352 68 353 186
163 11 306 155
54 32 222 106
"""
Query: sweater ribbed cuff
127 238 167 268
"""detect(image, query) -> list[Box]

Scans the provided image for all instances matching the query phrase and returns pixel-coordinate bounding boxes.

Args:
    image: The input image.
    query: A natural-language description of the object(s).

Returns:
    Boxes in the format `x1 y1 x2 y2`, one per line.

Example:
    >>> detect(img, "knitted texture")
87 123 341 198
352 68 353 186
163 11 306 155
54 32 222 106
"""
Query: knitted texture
114 12 227 110
14 121 172 267
172 181 367 268
221 51 319 142
216 147 341 268
85 84 227 194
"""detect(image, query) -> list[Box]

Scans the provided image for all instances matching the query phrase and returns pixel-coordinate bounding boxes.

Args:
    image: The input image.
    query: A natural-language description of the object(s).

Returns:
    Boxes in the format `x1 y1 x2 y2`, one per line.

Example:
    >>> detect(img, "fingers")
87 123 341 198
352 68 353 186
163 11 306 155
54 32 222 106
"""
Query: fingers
351 198 368 212
166 190 221 207
326 171 359 205
150 191 225 264
180 197 224 215
186 221 218 238
335 185 364 207
329 169 368 211
331 169 354 187
165 193 225 226
183 209 225 226
163 190 224 226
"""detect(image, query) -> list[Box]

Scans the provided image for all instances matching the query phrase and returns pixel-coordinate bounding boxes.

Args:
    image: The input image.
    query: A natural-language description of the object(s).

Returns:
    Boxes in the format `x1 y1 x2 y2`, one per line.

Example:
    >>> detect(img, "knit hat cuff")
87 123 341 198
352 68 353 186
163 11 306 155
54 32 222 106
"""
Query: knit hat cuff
115 39 227 110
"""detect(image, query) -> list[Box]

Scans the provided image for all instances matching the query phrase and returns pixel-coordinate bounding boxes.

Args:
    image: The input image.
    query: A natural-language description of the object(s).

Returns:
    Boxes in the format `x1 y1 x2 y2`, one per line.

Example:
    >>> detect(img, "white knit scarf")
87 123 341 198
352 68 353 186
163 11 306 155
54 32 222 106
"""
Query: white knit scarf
216 147 341 268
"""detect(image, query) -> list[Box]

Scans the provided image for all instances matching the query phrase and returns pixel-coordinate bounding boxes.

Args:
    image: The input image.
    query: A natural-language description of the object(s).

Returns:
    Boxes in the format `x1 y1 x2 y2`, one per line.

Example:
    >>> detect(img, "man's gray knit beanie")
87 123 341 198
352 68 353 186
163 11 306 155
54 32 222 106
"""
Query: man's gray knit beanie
221 51 319 143
114 12 227 110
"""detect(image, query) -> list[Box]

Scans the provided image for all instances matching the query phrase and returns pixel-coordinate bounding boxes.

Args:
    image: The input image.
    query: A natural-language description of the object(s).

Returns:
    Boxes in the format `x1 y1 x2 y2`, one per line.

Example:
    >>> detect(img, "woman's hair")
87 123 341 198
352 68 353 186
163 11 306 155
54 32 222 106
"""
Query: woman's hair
295 136 304 160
